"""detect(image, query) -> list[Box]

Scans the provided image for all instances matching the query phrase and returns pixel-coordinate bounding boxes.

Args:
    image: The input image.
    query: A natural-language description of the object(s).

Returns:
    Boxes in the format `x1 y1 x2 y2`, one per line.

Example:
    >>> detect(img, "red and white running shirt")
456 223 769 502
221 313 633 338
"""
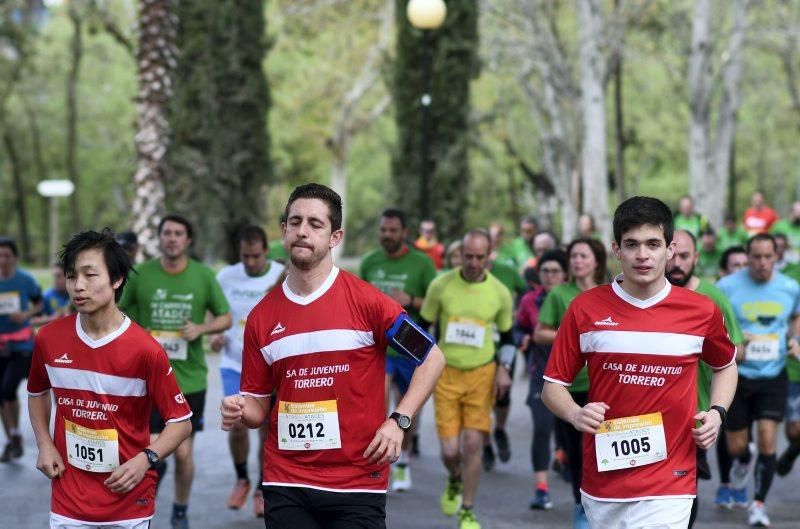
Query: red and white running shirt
544 278 735 501
27 314 191 524
241 267 403 492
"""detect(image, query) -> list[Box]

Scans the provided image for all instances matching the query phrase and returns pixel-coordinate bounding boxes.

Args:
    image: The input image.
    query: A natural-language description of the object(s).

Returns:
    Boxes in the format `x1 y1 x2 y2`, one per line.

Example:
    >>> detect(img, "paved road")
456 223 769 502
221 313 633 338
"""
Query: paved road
3 353 798 528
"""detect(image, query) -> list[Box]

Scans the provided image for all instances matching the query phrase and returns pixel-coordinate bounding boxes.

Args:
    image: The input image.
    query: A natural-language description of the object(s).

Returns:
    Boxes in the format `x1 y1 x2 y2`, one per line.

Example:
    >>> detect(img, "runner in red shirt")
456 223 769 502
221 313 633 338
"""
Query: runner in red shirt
220 184 445 529
28 229 192 529
543 196 738 528
743 191 779 236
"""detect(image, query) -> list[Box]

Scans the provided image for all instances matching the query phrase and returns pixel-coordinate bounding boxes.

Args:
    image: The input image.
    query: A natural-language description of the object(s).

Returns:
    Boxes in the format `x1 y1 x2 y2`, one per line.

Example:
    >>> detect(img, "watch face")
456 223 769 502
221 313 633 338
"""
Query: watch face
397 415 411 429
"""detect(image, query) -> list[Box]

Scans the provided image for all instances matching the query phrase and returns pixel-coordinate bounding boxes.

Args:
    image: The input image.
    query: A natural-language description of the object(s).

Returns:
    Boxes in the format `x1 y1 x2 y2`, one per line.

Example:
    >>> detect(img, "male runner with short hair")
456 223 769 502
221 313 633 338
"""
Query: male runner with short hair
543 196 738 529
359 207 437 491
221 183 445 529
28 229 192 529
119 214 232 529
421 229 515 529
717 232 800 526
0 236 43 462
32 262 71 326
666 229 745 523
211 225 284 515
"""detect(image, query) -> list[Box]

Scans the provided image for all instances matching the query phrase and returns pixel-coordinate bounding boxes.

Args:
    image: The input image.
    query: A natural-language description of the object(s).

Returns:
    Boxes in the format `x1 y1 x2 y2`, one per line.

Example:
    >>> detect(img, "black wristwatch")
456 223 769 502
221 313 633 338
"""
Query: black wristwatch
142 448 160 469
389 412 412 431
709 405 727 428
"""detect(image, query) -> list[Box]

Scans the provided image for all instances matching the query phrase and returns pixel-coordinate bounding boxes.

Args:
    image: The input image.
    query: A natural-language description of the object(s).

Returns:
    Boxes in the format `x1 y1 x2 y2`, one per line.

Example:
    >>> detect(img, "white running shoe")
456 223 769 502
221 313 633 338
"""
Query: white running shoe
730 458 752 490
391 464 412 492
747 501 770 527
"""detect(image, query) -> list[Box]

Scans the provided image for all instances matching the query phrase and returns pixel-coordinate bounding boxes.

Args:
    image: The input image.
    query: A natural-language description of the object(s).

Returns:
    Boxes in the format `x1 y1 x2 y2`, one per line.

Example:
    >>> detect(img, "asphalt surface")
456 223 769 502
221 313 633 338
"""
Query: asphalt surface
2 352 799 528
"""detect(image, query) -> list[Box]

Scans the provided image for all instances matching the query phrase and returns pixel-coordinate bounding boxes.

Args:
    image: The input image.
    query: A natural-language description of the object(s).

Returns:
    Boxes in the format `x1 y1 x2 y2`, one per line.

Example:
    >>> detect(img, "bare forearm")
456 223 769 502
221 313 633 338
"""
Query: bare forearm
542 382 582 425
203 313 232 335
149 420 191 459
533 325 557 346
395 346 445 418
241 395 270 429
28 393 54 447
709 363 737 410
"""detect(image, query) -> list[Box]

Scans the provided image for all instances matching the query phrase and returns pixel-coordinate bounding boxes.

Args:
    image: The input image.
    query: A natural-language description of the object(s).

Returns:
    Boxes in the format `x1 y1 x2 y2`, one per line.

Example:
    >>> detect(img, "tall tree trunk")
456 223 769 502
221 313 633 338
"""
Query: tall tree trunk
330 151 348 262
688 0 712 211
577 0 610 243
2 127 32 262
132 0 176 258
21 95 48 263
612 47 626 203
66 6 83 232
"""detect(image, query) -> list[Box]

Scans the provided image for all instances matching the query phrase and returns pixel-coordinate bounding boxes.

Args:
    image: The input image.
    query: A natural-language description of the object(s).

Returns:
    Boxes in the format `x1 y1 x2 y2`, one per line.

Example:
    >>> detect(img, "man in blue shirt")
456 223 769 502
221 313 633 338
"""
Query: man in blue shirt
717 233 800 526
0 236 43 462
32 262 70 326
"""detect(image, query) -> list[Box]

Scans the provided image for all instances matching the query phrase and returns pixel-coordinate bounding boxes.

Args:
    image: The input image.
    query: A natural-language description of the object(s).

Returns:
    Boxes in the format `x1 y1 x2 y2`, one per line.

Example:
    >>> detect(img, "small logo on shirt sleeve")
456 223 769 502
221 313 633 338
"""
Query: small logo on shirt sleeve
175 393 186 404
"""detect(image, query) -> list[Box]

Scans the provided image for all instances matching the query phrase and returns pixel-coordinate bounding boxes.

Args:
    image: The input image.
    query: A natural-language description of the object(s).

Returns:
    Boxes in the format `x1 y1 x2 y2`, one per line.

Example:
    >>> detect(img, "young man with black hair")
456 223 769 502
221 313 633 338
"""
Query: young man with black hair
221 183 445 529
717 232 800 526
119 214 232 529
359 207 437 492
28 229 191 528
0 236 43 461
543 196 738 528
210 224 285 516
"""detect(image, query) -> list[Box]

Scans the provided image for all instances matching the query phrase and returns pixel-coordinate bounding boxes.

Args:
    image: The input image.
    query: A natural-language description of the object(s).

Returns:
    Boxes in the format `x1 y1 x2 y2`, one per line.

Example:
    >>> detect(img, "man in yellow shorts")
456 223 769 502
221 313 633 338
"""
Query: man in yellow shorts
420 229 514 529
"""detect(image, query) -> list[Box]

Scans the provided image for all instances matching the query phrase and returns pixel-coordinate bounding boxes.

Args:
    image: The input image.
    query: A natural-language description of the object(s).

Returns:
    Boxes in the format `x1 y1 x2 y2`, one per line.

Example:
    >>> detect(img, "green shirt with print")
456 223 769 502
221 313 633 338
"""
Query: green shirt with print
538 282 589 393
119 259 230 394
694 279 744 411
359 246 437 356
421 269 513 370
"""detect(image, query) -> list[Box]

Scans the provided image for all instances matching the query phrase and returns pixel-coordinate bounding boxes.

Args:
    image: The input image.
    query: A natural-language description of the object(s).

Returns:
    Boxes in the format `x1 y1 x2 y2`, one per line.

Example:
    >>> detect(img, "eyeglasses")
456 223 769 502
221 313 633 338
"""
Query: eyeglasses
539 268 563 274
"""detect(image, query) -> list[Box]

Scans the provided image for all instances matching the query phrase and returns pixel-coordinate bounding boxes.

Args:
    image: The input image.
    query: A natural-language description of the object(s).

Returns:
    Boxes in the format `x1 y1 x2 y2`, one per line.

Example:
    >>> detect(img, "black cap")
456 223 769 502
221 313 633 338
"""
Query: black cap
116 231 138 248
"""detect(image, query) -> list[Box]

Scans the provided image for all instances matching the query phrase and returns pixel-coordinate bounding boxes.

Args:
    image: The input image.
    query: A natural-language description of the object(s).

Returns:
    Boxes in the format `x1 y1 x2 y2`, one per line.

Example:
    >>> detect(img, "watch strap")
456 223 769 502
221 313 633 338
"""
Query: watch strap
142 448 160 468
709 405 727 427
389 412 411 430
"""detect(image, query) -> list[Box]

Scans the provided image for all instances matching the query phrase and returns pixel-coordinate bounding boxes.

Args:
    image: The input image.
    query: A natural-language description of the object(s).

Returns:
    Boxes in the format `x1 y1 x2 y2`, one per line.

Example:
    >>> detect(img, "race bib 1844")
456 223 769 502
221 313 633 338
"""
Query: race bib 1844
595 412 667 472
65 419 119 473
277 400 341 451
444 318 486 348
151 330 188 361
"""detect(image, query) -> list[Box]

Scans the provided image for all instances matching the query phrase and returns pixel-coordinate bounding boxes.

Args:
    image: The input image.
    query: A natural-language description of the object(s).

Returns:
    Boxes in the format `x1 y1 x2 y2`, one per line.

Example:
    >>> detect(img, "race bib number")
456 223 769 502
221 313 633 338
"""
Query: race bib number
595 412 667 472
745 335 780 362
152 330 188 361
65 419 119 473
444 318 486 348
277 400 341 451
0 292 21 315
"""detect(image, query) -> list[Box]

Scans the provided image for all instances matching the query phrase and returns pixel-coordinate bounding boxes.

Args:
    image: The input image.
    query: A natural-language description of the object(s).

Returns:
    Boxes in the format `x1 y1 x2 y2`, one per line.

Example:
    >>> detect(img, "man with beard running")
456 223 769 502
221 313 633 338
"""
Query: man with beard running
359 208 437 492
666 229 744 526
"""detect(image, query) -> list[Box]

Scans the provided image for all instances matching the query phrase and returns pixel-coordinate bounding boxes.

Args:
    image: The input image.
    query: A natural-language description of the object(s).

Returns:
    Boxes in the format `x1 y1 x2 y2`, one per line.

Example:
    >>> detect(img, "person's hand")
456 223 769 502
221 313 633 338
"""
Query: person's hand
788 337 800 359
9 311 28 325
363 419 404 465
221 395 246 431
520 334 531 352
495 365 513 400
692 409 723 450
181 319 203 342
36 441 66 479
388 289 412 308
209 334 226 353
569 402 610 434
104 452 149 493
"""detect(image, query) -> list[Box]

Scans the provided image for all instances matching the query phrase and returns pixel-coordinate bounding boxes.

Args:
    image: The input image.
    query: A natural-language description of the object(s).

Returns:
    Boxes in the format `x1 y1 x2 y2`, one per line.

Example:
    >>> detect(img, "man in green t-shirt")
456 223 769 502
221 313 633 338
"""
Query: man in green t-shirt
697 229 722 280
674 196 710 239
119 215 231 529
495 215 536 270
666 229 744 520
774 262 800 479
359 208 437 492
771 201 800 260
717 216 749 252
420 230 514 529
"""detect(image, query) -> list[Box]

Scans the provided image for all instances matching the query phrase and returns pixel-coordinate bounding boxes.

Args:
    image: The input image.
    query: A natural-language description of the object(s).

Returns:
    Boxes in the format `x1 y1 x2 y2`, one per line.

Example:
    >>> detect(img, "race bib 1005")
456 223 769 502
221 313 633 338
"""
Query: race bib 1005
151 330 188 361
65 419 119 473
277 400 341 451
745 335 780 362
595 412 667 472
0 292 21 315
444 318 486 348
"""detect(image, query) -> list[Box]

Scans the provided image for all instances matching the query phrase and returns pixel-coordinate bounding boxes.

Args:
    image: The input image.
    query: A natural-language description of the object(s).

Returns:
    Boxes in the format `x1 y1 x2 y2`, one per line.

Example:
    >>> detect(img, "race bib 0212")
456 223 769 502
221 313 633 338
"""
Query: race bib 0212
594 412 668 472
277 400 341 451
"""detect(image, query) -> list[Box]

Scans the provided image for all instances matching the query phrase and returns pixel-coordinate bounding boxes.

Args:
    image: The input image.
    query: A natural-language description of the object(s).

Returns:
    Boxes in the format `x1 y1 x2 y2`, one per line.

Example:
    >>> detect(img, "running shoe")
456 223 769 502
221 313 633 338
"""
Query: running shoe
529 489 553 510
458 508 481 529
731 486 748 509
0 435 22 462
391 464 412 492
170 513 189 529
494 428 511 463
253 490 265 518
573 503 590 529
776 447 798 477
482 444 495 472
226 478 251 510
714 485 733 509
440 478 462 516
747 501 770 527
730 458 752 490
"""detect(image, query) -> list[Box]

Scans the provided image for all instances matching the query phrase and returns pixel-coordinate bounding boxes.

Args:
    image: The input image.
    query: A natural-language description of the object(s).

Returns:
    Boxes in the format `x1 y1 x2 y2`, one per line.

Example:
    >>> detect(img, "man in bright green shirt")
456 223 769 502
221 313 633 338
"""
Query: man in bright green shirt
697 229 722 280
489 260 527 300
771 201 800 250
674 196 709 239
775 262 800 479
359 208 436 492
119 215 231 528
666 229 744 514
717 216 750 252
494 215 536 270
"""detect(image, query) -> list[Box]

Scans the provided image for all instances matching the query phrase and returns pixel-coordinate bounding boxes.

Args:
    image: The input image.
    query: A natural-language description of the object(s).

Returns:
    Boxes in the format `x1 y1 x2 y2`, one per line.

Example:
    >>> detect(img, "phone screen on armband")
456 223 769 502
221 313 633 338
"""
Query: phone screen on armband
393 319 433 364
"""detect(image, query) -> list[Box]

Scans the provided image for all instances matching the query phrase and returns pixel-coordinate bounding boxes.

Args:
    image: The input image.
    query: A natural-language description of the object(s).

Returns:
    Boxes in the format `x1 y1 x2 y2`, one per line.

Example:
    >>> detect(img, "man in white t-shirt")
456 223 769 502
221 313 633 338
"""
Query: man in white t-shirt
211 225 284 517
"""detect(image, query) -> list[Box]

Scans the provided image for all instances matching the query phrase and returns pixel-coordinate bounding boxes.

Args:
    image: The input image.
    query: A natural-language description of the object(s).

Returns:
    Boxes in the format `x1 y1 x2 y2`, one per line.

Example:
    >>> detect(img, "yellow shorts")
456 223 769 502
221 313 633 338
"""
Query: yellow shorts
434 362 496 439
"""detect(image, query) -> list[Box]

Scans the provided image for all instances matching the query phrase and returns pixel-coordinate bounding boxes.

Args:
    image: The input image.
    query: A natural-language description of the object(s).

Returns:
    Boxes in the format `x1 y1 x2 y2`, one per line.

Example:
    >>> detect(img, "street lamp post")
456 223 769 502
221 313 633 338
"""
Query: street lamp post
36 179 75 261
406 0 446 221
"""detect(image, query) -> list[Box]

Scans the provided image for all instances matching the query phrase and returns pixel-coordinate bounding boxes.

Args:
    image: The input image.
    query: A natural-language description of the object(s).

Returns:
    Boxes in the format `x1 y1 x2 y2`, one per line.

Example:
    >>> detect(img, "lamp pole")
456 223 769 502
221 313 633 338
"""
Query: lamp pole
36 179 75 261
407 0 446 222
